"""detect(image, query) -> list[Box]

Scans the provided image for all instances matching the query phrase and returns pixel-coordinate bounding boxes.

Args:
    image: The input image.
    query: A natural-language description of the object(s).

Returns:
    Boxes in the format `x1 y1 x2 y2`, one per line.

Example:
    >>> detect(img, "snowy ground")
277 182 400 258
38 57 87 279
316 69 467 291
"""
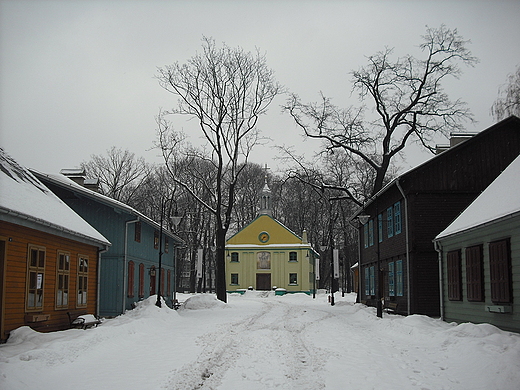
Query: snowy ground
1 292 519 390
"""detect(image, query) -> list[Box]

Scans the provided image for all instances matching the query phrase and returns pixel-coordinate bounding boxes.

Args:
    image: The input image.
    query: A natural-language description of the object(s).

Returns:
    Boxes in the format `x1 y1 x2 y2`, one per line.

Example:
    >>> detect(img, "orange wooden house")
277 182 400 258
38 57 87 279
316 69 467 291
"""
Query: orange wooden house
0 149 110 342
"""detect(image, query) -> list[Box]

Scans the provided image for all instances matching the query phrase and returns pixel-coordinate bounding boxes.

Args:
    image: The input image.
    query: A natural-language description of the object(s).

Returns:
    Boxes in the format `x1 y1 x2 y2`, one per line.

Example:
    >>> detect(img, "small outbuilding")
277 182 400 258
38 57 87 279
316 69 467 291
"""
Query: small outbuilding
434 154 520 332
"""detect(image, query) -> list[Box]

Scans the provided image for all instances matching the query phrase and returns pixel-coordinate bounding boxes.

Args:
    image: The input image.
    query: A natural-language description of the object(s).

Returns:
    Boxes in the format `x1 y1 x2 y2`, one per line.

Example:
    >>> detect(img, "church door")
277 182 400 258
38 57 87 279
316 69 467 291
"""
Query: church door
256 273 271 291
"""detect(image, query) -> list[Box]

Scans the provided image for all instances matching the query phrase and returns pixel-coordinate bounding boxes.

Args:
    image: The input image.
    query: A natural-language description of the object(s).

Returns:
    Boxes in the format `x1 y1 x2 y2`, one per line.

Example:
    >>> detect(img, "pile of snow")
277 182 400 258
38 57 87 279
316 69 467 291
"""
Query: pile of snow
180 294 227 310
1 292 519 390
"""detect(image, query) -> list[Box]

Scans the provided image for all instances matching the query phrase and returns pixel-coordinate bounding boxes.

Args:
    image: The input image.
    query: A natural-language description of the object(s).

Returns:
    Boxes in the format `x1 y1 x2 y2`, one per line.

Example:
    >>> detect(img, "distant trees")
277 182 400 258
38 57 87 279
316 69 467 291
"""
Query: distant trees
284 25 478 199
156 37 282 302
491 65 520 121
82 146 150 204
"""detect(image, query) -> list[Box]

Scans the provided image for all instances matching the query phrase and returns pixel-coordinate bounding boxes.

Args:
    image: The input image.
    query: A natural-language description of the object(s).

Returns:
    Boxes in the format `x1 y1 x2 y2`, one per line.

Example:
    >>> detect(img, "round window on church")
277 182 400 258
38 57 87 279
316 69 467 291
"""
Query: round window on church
258 231 270 243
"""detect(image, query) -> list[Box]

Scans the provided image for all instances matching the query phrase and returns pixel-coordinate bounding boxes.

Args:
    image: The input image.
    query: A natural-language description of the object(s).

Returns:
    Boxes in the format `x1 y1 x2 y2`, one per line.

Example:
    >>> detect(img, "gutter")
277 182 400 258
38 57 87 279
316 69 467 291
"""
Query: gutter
123 217 140 314
433 240 444 320
435 210 520 242
395 179 411 315
96 245 109 318
347 219 363 304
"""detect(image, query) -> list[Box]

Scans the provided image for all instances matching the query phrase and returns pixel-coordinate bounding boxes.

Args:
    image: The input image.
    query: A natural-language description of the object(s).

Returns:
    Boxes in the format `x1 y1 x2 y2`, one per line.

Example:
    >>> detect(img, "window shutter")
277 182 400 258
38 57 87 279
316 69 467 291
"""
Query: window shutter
447 250 462 301
489 239 511 303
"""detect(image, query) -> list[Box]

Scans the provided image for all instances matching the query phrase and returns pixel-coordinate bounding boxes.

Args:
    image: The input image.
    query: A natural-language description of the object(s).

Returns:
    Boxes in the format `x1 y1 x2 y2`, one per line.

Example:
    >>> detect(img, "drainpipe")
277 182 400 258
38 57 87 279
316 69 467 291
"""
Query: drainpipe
124 217 140 314
434 240 445 320
96 245 109 318
348 218 362 304
395 179 411 315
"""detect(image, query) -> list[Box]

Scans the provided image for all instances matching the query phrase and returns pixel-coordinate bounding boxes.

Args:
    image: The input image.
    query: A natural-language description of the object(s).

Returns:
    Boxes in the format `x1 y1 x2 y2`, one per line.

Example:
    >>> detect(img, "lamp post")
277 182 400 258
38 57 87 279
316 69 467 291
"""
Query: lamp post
156 199 165 308
320 244 335 306
171 211 182 307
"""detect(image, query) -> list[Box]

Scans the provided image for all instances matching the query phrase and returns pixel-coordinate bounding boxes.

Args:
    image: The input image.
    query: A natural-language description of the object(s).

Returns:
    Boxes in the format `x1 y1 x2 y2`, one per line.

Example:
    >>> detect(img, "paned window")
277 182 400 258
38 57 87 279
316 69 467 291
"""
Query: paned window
368 220 374 247
56 251 70 308
231 252 239 262
257 252 271 269
138 263 145 298
378 214 383 243
447 250 462 301
489 239 512 303
370 266 375 295
77 256 89 307
128 261 135 297
289 273 298 285
466 245 484 302
364 267 370 296
27 245 46 310
230 273 239 285
154 230 159 249
394 201 402 235
396 260 403 296
289 252 298 262
135 221 141 242
387 207 394 238
388 262 395 297
364 223 369 248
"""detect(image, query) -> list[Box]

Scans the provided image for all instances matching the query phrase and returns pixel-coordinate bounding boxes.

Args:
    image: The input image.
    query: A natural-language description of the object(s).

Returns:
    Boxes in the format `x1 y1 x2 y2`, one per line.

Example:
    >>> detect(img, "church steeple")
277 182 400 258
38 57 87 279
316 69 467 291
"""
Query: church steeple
259 164 272 216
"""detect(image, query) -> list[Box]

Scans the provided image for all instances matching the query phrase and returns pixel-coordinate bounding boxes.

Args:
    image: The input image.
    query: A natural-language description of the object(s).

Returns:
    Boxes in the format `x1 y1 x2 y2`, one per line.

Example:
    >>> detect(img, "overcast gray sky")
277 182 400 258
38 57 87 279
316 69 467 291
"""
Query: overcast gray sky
1 0 519 175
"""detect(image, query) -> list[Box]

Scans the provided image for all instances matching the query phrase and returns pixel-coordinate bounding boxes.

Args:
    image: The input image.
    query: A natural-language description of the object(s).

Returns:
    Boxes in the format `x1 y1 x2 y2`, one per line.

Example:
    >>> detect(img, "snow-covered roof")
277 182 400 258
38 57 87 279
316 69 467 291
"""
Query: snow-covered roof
436 154 520 240
0 149 110 247
31 169 183 244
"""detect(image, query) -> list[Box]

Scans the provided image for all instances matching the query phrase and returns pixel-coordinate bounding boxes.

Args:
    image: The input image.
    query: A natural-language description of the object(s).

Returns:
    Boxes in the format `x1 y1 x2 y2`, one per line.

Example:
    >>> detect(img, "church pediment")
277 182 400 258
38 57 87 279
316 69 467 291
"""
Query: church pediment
227 215 303 246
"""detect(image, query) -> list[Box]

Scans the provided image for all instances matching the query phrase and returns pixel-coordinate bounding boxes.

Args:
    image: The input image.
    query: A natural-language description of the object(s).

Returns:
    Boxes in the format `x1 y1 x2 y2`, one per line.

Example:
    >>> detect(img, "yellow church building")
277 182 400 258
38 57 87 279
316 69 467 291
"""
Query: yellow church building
225 176 318 294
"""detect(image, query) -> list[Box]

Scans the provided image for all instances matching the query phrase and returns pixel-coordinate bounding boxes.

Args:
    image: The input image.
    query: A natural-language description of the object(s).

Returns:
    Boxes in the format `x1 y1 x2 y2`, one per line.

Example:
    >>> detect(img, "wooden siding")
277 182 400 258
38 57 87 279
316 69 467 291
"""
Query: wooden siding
37 179 177 316
0 221 99 341
401 117 520 193
358 117 520 317
439 216 520 333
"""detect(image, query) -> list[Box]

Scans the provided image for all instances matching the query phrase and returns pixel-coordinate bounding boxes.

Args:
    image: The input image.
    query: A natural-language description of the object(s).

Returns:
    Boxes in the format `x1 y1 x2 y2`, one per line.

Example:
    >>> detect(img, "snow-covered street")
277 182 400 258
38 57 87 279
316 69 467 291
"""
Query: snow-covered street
1 292 519 390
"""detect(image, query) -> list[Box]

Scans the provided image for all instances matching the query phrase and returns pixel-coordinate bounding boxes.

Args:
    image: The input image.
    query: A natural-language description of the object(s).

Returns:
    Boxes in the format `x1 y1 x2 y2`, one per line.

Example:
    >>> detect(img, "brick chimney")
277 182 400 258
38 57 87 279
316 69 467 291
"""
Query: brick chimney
435 132 478 154
60 168 99 192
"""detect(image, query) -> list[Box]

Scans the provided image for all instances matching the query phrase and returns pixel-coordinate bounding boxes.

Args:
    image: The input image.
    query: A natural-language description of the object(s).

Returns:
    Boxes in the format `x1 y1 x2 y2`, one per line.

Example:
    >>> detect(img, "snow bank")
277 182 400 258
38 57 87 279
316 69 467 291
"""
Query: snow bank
180 294 227 310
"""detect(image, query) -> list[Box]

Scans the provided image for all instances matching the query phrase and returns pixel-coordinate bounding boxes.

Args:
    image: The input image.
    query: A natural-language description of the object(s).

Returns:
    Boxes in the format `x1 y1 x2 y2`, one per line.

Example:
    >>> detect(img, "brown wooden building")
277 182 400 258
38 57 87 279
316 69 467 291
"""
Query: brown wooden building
350 116 520 317
0 150 110 342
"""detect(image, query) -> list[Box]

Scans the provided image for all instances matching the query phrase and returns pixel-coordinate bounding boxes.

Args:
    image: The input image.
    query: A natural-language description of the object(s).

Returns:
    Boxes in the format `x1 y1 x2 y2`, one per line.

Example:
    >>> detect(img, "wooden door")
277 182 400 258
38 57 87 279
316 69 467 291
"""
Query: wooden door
150 266 156 296
256 273 271 291
0 239 6 341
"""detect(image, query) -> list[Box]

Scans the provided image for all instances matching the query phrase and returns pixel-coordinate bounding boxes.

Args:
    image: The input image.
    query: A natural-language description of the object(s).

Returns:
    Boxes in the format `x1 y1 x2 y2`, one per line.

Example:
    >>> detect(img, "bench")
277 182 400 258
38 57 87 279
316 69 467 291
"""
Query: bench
173 300 184 310
68 311 101 329
384 301 398 313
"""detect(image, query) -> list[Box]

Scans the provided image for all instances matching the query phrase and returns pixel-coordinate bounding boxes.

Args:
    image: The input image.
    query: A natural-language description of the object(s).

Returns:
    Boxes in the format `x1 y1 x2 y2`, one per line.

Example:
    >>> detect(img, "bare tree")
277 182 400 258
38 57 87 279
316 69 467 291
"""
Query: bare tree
491 65 520 121
82 146 150 204
284 25 478 198
156 37 282 302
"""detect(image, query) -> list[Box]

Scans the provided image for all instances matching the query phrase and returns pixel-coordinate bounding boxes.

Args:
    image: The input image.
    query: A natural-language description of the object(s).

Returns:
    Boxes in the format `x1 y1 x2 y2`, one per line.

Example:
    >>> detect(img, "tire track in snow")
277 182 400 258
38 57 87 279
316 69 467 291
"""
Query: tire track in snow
163 299 330 389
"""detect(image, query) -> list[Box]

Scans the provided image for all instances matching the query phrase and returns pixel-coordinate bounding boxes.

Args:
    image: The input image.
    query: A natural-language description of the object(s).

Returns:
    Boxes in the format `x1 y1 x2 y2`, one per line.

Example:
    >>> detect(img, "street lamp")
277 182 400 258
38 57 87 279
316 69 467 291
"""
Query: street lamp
320 244 335 306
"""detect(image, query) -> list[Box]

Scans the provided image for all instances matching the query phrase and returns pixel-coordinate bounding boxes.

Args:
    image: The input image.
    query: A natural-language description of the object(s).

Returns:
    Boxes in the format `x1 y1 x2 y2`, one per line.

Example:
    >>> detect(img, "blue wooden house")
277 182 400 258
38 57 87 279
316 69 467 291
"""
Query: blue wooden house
32 169 184 317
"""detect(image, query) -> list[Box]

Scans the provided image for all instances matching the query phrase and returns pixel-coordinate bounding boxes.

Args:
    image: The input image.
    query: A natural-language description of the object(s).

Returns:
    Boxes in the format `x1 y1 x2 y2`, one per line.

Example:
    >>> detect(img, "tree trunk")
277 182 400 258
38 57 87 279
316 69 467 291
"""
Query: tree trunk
215 228 227 303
